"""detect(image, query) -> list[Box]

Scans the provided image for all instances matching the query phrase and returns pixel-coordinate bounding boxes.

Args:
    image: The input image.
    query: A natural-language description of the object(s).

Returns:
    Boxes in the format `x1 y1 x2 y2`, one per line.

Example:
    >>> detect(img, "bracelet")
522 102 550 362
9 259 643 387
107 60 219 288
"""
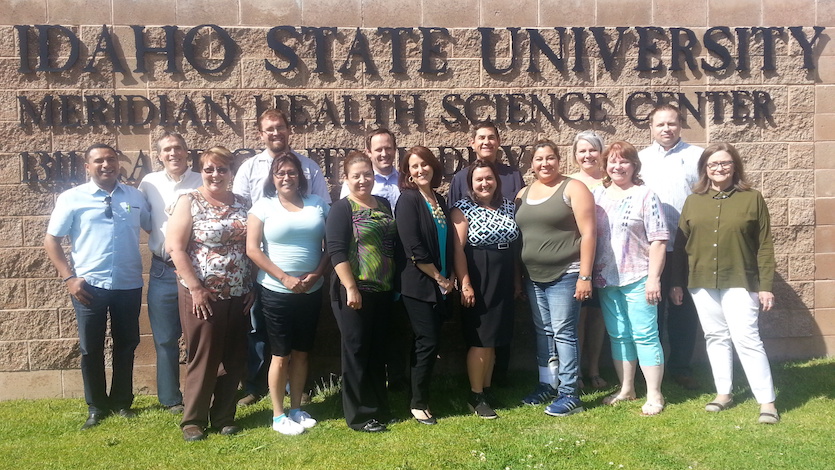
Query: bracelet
62 274 77 282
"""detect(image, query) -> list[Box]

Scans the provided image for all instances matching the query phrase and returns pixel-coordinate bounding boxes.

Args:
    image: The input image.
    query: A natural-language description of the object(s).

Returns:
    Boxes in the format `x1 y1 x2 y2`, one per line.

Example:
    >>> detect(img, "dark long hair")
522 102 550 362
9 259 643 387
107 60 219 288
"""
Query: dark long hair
263 153 307 198
399 146 443 189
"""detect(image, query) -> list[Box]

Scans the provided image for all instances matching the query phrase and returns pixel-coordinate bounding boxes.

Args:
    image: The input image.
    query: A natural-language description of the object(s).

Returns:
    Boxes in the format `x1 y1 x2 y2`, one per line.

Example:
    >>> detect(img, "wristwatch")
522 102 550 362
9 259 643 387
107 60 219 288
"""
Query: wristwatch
578 275 592 281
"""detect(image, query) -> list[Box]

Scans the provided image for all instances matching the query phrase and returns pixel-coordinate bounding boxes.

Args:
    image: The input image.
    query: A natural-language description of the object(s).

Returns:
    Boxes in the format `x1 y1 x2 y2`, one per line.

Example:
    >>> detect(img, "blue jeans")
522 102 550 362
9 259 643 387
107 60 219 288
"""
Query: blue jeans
71 285 141 413
245 285 270 396
526 272 581 397
147 257 183 407
599 277 664 366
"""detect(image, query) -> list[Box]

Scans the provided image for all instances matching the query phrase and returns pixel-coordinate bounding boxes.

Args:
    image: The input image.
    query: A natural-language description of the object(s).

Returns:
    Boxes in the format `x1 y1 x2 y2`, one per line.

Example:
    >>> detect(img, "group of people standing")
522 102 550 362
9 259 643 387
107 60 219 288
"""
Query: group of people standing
44 104 780 442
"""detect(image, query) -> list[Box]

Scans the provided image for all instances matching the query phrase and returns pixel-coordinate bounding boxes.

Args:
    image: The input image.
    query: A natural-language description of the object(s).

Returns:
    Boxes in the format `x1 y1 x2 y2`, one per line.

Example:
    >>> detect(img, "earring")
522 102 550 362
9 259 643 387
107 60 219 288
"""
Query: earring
408 175 414 183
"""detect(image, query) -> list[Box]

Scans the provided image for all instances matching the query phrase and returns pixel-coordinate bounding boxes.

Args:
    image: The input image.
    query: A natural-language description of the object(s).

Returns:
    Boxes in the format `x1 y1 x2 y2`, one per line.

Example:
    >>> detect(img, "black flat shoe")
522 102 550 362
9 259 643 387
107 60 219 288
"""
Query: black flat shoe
411 409 437 425
81 411 108 430
359 419 386 433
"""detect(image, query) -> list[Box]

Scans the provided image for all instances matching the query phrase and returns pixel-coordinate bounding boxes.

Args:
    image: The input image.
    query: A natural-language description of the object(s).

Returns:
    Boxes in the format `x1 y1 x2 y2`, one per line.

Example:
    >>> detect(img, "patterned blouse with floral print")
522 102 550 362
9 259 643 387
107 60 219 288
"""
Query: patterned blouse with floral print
177 190 252 299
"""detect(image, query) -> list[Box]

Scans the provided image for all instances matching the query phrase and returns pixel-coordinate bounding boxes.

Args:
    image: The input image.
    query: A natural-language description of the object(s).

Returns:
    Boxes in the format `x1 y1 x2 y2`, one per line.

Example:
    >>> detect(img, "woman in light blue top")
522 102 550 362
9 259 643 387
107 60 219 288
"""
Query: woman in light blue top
246 154 329 436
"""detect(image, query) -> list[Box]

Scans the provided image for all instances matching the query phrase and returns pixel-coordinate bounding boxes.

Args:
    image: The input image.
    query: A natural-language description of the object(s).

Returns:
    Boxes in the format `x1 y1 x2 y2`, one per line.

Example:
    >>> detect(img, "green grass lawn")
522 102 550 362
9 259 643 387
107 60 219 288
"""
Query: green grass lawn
1 357 833 470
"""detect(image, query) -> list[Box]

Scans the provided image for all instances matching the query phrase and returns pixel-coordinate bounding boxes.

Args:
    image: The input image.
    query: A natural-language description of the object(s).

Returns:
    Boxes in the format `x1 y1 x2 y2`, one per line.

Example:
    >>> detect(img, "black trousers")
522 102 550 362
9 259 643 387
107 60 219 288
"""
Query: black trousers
402 296 444 410
659 259 700 377
332 286 392 430
71 286 141 413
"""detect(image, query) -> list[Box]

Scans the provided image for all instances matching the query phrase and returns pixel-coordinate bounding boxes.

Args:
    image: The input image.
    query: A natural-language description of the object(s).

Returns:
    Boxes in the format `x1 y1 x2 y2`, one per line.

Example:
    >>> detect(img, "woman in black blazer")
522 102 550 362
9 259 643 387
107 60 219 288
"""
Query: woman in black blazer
395 146 455 425
327 151 398 433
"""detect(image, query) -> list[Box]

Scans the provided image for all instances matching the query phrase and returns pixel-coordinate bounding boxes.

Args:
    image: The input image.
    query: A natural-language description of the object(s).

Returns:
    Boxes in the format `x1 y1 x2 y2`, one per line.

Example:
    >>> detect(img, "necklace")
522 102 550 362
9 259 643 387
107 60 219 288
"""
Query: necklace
420 191 446 228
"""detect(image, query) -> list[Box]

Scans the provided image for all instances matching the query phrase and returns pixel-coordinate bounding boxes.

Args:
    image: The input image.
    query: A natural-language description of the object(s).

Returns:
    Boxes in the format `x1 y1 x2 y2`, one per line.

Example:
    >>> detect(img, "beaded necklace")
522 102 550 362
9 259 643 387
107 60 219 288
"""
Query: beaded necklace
420 190 446 228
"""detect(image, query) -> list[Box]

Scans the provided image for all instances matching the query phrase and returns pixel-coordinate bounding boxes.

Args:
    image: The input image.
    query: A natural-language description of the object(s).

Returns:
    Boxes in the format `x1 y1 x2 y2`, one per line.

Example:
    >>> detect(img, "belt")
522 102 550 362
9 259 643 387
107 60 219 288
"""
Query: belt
476 242 511 251
152 254 176 268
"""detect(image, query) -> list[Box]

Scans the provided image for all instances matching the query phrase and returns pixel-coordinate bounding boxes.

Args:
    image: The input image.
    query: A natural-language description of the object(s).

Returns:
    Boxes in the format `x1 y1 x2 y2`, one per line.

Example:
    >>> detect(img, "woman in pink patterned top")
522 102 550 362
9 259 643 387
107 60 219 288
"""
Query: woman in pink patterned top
592 141 669 416
167 146 254 442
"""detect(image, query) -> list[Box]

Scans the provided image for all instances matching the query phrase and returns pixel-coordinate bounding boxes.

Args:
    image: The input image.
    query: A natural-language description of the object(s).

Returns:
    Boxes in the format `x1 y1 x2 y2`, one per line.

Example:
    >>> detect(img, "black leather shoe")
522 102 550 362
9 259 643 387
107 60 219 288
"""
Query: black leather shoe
81 411 108 430
359 419 386 433
114 408 136 419
220 425 241 436
182 425 206 442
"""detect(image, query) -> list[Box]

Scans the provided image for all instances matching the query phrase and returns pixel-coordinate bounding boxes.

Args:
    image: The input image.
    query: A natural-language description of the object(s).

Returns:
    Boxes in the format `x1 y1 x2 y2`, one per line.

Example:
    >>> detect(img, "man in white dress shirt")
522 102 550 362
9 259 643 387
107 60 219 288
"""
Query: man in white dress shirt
234 108 332 405
638 104 704 390
339 128 400 209
138 133 202 414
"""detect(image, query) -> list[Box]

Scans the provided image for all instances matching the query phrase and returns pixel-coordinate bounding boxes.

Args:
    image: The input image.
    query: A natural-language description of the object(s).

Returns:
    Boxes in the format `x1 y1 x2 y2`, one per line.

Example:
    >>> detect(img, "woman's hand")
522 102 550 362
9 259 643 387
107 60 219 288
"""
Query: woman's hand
574 279 592 301
346 285 362 310
437 276 454 296
190 285 218 320
669 287 684 306
460 284 476 307
242 290 256 314
298 272 322 293
281 274 306 293
646 277 662 305
759 291 775 311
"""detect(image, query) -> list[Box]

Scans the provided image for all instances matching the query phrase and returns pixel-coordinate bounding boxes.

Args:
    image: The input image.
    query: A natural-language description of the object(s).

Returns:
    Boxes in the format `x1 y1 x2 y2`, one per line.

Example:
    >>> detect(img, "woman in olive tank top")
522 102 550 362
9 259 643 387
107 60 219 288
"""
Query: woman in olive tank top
515 139 596 417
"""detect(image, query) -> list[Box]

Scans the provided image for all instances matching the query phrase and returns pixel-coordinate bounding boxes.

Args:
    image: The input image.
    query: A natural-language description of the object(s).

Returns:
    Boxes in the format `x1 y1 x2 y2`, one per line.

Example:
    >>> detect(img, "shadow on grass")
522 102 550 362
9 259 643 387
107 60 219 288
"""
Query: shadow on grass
771 358 835 412
250 355 833 428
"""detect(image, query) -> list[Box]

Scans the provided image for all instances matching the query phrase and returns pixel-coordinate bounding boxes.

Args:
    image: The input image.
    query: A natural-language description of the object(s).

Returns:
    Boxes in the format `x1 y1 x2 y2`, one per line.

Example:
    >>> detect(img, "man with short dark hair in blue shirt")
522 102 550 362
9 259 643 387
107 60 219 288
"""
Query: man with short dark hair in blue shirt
44 143 151 430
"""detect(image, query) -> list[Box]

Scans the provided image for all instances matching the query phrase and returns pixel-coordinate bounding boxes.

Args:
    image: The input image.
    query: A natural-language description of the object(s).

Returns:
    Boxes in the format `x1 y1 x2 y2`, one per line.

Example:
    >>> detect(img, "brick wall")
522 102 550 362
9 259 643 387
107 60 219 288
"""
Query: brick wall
1 0 833 400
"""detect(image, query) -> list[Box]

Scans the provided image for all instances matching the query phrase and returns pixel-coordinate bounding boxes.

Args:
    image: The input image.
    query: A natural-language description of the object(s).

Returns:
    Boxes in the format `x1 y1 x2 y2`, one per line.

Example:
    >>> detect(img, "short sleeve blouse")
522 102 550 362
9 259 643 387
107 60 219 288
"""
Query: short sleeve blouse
179 190 251 298
249 194 329 294
592 185 668 288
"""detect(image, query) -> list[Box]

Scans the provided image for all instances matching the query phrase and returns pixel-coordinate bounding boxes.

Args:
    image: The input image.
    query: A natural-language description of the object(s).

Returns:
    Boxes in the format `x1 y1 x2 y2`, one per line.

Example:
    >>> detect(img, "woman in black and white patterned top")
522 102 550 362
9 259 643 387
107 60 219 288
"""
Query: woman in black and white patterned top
451 159 520 419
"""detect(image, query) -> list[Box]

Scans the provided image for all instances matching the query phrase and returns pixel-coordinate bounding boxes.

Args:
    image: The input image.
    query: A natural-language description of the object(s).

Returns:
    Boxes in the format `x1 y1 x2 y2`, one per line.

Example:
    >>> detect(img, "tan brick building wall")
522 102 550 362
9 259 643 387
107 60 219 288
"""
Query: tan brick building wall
1 0 833 400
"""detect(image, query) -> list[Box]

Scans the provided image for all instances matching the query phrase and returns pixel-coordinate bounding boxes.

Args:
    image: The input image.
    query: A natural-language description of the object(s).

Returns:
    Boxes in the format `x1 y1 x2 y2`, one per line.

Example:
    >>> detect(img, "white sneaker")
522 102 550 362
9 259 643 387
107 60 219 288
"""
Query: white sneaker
272 415 305 435
289 409 317 429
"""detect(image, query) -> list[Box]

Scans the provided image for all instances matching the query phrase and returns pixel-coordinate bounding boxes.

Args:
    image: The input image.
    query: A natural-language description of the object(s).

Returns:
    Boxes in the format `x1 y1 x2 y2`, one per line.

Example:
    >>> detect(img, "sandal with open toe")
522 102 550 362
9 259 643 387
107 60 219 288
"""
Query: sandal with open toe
602 393 636 406
641 402 665 416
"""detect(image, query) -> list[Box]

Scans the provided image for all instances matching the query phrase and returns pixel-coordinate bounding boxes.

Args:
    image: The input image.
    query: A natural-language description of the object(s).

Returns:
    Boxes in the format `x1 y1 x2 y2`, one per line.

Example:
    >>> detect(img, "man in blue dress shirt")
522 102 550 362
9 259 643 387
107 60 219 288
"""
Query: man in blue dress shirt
44 144 151 430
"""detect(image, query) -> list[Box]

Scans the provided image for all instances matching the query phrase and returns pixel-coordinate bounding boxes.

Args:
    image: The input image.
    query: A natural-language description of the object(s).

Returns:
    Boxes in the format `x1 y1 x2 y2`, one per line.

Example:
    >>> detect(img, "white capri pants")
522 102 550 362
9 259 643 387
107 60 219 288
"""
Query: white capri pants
689 288 776 404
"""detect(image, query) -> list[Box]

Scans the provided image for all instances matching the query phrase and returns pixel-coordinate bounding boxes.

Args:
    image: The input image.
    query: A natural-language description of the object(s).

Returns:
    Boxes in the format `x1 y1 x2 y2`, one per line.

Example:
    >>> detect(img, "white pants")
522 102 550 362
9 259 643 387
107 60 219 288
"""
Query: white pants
689 288 776 404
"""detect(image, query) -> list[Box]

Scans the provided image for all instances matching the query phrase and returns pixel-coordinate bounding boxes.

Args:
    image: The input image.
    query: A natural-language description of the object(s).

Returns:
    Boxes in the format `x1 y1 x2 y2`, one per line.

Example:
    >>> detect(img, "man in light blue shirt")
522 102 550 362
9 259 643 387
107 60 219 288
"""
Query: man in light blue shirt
339 128 400 209
138 133 202 414
44 144 151 430
638 104 704 391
